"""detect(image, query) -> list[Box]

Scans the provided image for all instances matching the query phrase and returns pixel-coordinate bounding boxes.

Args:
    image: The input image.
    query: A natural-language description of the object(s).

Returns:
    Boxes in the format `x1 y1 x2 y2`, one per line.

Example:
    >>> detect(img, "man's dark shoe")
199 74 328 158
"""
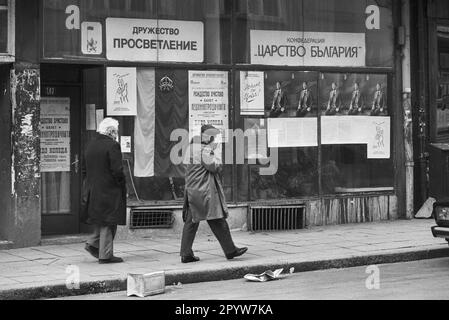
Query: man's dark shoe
226 247 248 260
181 255 200 263
85 244 99 259
99 256 124 264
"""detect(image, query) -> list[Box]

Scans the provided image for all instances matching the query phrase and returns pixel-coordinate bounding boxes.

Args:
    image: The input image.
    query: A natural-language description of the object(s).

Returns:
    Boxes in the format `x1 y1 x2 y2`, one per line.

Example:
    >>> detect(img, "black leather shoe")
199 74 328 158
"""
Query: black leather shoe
99 256 124 264
181 255 200 263
85 244 99 259
226 247 248 260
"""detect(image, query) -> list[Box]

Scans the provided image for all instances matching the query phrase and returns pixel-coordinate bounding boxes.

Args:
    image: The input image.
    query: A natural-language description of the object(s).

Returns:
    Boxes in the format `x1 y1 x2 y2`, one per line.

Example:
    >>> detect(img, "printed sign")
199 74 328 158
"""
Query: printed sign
120 136 132 153
240 71 265 115
250 30 366 67
106 18 204 62
81 22 103 55
189 71 229 142
367 117 390 159
40 97 71 172
107 67 137 116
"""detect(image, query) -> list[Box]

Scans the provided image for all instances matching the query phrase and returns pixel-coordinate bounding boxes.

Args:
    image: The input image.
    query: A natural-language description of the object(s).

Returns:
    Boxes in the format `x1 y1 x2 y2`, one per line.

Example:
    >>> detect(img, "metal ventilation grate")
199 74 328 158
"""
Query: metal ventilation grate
248 206 305 231
130 208 174 229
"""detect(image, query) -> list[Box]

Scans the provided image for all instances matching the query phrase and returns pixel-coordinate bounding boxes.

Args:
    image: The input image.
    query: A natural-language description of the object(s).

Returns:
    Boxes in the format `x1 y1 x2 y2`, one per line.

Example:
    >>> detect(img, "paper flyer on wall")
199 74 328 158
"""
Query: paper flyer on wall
240 71 265 115
107 67 137 116
188 70 229 142
40 97 71 172
366 117 390 159
267 118 318 148
86 104 96 130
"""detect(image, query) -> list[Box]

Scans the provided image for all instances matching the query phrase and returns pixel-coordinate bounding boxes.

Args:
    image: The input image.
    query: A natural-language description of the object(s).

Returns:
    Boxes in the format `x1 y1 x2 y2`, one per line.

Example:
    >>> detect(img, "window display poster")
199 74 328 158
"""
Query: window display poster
240 71 265 115
265 71 318 118
40 97 71 172
367 117 390 159
267 118 318 148
319 73 388 117
244 118 267 159
188 70 229 142
107 67 137 116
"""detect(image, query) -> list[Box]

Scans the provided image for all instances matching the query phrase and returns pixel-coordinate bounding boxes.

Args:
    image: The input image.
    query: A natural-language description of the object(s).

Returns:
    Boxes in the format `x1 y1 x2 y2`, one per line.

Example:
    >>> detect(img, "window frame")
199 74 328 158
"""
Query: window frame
0 0 14 62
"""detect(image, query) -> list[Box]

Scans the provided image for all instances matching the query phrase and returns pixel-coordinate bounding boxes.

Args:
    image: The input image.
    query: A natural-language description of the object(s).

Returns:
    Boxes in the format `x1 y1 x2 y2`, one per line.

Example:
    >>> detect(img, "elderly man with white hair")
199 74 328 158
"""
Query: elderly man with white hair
81 117 127 264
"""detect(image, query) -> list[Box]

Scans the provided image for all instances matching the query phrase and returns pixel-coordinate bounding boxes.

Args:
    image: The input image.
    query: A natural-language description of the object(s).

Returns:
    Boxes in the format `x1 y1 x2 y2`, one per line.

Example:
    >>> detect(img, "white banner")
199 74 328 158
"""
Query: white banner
107 67 137 116
189 70 229 142
40 97 71 173
251 30 366 67
240 71 265 115
267 118 318 148
106 18 204 62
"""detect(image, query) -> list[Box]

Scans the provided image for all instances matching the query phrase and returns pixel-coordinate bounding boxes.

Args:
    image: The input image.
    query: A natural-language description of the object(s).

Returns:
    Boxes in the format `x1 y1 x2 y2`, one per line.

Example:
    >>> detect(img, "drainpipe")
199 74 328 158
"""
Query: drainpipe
401 0 414 218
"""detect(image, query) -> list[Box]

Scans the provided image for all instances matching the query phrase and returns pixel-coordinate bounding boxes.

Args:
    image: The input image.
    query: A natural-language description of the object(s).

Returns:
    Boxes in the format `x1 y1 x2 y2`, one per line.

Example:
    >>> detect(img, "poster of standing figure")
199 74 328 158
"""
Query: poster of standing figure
265 71 318 118
319 73 388 116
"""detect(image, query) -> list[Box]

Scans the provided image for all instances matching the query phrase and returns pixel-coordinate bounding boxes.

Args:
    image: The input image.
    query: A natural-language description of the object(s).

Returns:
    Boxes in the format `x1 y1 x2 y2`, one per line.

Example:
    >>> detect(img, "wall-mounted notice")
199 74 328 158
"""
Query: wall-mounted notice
81 22 103 55
189 70 229 142
251 30 366 67
96 109 104 129
40 97 71 172
107 67 137 116
120 136 132 153
106 18 204 63
86 104 96 130
240 71 265 115
267 118 318 148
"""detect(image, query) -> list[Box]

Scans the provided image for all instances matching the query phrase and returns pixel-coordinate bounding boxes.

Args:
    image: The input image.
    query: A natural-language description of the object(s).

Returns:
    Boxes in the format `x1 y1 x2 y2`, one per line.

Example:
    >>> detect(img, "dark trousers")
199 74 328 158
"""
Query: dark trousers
180 209 236 257
86 225 117 260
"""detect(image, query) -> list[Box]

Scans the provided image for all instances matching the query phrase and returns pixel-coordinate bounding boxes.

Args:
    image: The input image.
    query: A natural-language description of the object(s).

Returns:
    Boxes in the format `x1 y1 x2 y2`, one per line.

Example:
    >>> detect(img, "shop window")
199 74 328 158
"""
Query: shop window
108 68 232 203
42 0 231 64
235 69 393 201
436 26 449 139
234 0 394 68
0 0 10 54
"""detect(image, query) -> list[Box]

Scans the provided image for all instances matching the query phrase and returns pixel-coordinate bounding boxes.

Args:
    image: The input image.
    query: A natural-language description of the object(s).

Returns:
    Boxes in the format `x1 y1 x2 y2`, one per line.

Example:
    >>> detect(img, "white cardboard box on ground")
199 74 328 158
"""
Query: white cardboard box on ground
127 271 165 298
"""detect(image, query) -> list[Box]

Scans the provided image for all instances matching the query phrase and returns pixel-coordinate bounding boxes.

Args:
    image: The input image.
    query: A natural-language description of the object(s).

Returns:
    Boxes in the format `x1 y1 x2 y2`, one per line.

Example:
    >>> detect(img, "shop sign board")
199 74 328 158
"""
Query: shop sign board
106 18 204 62
40 97 71 173
188 70 229 142
250 30 366 67
106 67 137 116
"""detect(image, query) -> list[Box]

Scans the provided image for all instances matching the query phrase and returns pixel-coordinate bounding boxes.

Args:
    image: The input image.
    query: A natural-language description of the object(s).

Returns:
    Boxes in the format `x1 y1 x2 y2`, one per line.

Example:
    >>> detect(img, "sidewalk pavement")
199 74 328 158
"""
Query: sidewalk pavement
0 218 448 300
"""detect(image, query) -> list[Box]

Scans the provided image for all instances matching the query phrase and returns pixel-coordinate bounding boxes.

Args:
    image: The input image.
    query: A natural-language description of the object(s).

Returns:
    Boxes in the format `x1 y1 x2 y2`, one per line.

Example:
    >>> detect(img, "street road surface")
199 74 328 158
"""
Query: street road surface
54 258 449 300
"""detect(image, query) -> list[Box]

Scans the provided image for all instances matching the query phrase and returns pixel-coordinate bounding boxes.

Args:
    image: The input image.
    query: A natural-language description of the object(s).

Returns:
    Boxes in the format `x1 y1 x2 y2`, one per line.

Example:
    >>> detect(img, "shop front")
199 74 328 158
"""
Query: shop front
38 0 404 237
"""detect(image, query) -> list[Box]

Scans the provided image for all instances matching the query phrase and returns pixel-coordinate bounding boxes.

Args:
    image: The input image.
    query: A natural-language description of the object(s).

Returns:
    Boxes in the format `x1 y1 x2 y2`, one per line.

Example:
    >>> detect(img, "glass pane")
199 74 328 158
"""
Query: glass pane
40 97 71 215
42 0 231 64
0 10 7 53
118 67 232 202
0 0 7 6
436 26 449 137
234 0 394 67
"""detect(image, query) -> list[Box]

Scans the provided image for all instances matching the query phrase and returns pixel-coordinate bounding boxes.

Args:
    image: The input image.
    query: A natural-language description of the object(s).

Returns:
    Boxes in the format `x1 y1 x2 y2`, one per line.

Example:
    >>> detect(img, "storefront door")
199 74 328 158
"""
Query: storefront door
41 85 81 235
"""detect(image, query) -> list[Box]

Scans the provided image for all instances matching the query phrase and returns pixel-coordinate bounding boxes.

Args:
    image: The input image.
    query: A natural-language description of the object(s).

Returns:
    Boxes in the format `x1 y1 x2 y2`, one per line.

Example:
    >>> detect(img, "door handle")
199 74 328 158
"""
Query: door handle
72 154 79 174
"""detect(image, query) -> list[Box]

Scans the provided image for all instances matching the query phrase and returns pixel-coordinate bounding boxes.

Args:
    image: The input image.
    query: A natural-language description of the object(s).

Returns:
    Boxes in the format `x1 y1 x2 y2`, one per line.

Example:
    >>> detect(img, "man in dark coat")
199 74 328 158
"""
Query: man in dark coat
180 125 248 263
81 118 127 264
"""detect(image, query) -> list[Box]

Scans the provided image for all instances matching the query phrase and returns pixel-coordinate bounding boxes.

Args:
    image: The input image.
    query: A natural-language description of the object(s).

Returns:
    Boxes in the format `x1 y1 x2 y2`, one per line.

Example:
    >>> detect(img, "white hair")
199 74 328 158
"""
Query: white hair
97 117 119 136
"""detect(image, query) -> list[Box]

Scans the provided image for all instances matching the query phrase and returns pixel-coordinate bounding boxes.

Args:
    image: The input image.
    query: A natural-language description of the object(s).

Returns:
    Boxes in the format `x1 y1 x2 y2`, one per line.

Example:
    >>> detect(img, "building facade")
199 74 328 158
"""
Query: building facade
1 0 420 248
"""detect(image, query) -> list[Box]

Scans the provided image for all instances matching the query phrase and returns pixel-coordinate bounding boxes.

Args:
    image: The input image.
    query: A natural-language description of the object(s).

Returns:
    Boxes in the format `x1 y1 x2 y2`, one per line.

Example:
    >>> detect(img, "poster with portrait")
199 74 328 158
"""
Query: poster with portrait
319 73 388 117
107 67 137 116
264 71 318 118
240 71 265 116
188 70 229 142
